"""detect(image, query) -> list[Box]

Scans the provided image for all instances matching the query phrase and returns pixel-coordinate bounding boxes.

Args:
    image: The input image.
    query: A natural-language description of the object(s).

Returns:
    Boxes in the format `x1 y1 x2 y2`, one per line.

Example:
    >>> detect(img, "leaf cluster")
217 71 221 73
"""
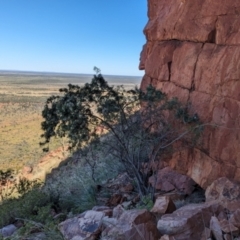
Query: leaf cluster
40 73 140 151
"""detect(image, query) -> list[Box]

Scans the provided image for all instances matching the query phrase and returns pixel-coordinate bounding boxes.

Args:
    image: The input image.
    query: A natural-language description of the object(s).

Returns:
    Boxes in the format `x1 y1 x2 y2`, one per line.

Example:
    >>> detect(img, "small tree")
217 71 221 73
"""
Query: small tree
40 69 202 199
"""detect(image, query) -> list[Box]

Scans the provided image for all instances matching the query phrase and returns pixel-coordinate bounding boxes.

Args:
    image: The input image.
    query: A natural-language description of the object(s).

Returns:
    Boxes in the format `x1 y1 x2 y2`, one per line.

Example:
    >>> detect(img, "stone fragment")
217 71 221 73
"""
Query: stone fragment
210 216 223 240
205 177 240 211
0 224 17 237
150 196 176 216
101 209 160 240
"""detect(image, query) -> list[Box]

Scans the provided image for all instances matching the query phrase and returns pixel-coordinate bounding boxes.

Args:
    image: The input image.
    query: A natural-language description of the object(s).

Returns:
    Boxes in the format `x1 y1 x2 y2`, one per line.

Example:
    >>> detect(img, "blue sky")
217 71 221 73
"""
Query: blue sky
0 1 147 76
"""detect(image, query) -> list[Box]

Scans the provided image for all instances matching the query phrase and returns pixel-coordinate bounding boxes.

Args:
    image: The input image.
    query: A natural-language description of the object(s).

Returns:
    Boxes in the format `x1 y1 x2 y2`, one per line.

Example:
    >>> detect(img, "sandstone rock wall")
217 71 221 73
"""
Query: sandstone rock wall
139 0 240 188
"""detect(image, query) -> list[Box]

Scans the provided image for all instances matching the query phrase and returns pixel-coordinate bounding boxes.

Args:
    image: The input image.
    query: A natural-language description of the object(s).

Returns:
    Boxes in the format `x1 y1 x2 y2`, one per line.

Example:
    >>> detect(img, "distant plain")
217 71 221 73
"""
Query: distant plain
0 70 141 171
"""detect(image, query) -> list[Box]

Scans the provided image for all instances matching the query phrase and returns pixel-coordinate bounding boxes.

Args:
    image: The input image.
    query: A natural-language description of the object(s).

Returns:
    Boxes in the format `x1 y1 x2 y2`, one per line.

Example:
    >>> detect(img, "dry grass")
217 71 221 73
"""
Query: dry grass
0 100 61 171
0 72 140 172
0 74 73 171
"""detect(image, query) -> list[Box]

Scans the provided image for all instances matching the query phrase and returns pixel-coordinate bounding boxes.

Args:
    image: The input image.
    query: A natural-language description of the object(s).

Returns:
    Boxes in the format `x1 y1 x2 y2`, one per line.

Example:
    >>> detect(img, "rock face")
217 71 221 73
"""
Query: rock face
140 0 240 188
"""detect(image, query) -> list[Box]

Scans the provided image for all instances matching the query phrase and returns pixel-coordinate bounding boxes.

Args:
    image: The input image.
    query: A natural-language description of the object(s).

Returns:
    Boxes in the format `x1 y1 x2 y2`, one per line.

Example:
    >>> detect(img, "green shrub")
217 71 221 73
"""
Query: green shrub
0 188 51 228
135 195 154 211
43 140 124 213
41 70 203 200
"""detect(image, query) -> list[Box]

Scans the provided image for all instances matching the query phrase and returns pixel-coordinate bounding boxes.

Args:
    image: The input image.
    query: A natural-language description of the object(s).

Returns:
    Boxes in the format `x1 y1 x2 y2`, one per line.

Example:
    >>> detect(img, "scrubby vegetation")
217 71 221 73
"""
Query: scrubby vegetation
41 68 203 199
0 146 125 239
0 72 141 171
0 70 204 239
0 87 60 171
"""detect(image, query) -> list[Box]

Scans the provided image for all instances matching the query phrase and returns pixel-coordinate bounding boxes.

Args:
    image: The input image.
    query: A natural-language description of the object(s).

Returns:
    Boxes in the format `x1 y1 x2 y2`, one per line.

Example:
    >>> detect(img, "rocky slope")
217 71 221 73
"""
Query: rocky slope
139 0 240 188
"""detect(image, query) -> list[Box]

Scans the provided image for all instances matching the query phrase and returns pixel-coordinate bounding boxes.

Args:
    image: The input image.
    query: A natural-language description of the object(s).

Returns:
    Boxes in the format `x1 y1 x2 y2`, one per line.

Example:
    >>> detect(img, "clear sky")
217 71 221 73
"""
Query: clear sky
0 1 147 76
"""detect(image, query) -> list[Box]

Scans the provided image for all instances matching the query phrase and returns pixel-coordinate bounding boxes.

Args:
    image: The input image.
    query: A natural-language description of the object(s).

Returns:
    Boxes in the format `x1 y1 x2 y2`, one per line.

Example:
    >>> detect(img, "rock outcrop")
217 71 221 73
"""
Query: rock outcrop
59 208 161 240
139 0 240 188
156 178 240 240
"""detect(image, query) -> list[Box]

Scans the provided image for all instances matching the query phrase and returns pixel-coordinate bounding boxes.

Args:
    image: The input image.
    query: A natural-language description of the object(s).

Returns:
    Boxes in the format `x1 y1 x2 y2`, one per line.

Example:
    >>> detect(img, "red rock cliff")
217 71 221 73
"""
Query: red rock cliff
139 0 240 188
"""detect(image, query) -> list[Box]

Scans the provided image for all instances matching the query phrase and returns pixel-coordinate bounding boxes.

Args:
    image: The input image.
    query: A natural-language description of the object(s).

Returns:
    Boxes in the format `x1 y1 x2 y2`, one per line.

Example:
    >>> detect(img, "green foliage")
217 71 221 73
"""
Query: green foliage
0 169 14 184
43 140 124 213
0 169 70 239
40 72 139 151
0 188 51 228
135 194 154 211
40 71 203 199
0 169 15 201
0 168 42 203
0 170 53 231
5 219 64 240
0 181 65 239
15 177 42 196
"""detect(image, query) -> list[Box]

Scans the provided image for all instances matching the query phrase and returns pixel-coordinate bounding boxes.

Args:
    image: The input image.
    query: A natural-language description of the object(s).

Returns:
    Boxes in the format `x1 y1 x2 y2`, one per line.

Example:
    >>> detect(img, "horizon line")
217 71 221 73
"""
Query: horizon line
0 69 143 78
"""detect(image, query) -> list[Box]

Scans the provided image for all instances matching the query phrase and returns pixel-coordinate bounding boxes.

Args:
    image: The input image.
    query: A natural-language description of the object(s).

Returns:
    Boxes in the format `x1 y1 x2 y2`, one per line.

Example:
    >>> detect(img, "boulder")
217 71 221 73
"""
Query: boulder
101 209 161 240
139 0 240 188
149 167 196 195
59 210 105 240
0 224 17 237
205 177 240 211
150 196 176 216
157 201 223 239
